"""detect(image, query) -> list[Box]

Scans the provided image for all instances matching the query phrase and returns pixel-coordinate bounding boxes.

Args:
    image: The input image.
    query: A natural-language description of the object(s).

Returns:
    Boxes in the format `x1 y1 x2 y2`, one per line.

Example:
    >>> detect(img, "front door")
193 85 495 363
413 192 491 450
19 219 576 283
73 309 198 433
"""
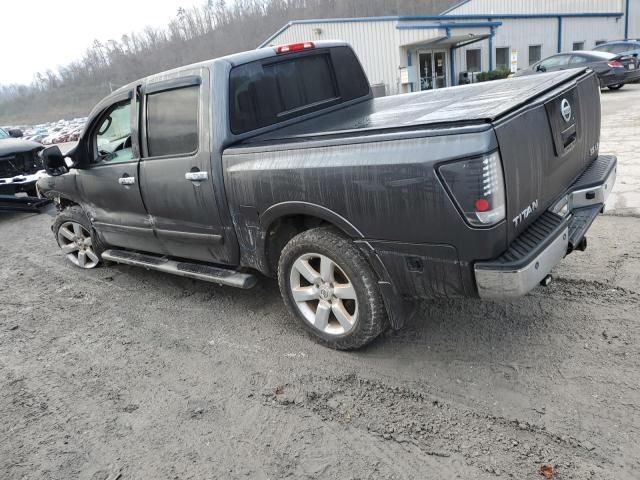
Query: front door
138 68 233 265
419 51 448 90
77 90 162 254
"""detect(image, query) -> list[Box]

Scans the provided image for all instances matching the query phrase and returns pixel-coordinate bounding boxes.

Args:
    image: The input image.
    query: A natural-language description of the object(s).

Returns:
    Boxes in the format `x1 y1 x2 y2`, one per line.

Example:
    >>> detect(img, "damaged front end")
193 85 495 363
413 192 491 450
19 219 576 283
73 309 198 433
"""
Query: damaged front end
0 140 46 196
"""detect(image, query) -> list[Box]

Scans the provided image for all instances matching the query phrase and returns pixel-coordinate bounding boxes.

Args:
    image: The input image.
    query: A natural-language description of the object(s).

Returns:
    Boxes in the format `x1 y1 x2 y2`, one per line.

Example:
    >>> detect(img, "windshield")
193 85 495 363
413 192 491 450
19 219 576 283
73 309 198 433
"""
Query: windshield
0 128 9 140
594 43 634 54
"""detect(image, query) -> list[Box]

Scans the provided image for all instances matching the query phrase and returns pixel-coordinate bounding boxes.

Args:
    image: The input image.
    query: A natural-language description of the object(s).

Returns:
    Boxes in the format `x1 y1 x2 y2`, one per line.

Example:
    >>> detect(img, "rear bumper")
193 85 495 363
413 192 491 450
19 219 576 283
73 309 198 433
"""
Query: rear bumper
599 70 626 87
474 155 616 299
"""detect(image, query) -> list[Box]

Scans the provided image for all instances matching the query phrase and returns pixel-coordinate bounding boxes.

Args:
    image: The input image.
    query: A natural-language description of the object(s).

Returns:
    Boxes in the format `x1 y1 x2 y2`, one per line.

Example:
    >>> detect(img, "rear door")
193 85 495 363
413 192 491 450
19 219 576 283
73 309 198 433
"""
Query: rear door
138 67 233 264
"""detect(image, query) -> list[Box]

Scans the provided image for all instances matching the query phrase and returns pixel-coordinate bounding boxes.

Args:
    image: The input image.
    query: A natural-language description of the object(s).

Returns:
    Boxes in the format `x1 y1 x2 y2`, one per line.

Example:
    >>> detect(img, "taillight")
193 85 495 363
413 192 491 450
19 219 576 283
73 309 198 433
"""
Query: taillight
608 60 623 68
438 151 506 227
275 42 315 54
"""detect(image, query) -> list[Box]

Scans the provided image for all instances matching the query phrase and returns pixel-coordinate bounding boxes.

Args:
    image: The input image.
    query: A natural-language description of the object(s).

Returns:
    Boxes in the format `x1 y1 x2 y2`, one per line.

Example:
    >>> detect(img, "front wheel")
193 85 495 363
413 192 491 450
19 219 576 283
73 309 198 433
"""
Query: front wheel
52 206 103 269
278 227 389 350
608 83 624 90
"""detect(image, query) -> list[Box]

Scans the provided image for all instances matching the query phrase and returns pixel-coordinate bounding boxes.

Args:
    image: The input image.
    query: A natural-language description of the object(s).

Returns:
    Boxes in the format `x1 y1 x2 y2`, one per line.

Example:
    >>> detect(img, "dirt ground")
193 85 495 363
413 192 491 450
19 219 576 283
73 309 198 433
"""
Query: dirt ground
2 87 640 480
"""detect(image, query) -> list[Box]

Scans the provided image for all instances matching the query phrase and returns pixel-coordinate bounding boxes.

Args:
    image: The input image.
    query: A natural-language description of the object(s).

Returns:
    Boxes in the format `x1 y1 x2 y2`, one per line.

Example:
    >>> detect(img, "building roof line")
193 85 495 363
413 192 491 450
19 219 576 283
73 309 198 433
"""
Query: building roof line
257 12 625 48
397 21 502 30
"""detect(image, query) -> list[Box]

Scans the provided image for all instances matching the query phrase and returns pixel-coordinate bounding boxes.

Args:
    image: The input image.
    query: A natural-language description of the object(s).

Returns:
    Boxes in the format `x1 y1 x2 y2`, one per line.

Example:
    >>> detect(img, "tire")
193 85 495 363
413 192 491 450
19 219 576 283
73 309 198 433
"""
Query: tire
608 83 624 90
278 227 389 350
52 205 105 269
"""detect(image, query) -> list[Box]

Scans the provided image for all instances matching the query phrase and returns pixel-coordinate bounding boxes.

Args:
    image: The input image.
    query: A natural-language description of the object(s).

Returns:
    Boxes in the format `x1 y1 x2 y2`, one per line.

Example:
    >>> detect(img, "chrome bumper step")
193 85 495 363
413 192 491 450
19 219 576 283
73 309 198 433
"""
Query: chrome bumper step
102 249 258 289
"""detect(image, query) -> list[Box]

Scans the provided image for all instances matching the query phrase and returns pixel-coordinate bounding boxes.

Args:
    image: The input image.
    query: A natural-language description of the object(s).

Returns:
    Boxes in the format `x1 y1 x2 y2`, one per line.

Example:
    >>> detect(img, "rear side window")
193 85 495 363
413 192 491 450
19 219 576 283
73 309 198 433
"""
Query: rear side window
230 47 370 134
146 86 199 157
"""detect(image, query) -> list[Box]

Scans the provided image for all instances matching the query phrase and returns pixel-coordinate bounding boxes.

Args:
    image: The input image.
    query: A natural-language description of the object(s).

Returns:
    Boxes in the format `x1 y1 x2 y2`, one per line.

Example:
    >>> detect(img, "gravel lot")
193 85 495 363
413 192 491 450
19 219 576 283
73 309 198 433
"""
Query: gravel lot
2 85 640 480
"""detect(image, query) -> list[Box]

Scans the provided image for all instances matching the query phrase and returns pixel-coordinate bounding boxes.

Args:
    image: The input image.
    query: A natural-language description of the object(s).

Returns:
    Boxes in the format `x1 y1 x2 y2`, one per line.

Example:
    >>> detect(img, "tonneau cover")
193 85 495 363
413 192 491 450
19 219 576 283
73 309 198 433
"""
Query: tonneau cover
243 69 585 144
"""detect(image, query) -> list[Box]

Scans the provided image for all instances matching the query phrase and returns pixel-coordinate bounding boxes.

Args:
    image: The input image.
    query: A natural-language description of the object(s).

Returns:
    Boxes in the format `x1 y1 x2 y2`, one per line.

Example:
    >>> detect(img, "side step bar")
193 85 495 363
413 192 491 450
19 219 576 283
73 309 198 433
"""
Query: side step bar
101 249 258 289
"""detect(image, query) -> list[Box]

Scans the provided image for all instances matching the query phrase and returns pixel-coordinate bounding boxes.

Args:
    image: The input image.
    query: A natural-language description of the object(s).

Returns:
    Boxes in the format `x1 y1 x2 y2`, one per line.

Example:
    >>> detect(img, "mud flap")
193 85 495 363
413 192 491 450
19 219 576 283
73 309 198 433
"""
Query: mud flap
378 281 413 330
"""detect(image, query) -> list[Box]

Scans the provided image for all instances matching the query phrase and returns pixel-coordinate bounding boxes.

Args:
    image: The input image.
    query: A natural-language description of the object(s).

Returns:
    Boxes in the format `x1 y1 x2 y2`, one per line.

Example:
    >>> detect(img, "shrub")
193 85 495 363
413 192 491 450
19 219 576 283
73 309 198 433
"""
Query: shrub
476 68 512 82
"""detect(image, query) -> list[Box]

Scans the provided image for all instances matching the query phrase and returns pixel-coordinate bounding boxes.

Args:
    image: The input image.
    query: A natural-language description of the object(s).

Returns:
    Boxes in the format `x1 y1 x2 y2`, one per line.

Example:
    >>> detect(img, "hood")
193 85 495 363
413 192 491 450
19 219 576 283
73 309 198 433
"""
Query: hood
0 138 43 157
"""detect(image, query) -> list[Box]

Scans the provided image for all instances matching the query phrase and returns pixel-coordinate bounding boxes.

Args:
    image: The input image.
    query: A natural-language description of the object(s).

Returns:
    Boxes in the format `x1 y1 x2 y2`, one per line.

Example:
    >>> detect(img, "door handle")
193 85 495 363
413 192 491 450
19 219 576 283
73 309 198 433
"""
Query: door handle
185 171 208 181
118 176 136 185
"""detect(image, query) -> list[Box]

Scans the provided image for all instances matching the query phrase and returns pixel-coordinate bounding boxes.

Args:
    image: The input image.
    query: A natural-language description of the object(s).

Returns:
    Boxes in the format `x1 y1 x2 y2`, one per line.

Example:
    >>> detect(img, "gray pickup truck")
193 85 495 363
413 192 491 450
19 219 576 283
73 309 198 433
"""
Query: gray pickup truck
38 41 616 349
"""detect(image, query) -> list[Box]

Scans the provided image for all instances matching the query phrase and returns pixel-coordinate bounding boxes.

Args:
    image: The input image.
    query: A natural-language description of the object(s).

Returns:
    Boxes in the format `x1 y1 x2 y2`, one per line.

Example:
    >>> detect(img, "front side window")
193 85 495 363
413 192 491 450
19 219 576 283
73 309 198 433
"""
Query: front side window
528 45 542 66
495 47 510 70
538 55 570 70
572 41 585 51
466 49 481 72
94 101 133 164
146 85 199 157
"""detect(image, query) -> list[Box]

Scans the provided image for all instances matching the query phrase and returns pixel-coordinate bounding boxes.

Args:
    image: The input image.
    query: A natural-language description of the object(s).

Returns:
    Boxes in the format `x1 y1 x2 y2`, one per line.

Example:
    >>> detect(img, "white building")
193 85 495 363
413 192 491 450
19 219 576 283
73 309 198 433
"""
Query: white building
259 0 640 95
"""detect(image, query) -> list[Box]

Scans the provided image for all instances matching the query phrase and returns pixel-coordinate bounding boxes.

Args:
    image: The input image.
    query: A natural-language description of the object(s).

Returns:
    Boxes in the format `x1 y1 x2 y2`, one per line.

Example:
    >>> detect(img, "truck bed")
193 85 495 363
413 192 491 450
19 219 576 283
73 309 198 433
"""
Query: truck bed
239 69 586 145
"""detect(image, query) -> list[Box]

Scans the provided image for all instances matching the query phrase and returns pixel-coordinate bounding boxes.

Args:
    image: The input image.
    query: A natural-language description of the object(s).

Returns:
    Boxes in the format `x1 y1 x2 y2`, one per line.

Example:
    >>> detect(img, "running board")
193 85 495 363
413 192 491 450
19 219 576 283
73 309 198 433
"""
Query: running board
101 249 257 289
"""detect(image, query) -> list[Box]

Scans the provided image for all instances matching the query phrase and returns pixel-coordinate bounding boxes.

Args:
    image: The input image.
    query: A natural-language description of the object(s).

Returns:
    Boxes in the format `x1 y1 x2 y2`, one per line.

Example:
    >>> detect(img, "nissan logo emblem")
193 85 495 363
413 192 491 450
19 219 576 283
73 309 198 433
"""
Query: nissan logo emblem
561 98 572 123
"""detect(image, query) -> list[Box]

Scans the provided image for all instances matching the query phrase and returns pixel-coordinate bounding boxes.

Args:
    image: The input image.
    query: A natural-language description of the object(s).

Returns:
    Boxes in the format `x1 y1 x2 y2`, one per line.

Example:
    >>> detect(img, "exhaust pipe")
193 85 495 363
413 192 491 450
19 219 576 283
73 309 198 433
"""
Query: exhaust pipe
539 274 553 287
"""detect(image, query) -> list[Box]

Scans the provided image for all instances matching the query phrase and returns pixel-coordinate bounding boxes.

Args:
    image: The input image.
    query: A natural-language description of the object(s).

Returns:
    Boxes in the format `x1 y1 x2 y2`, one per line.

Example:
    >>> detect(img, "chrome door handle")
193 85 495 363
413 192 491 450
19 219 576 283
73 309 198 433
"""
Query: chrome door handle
185 171 208 181
118 176 136 185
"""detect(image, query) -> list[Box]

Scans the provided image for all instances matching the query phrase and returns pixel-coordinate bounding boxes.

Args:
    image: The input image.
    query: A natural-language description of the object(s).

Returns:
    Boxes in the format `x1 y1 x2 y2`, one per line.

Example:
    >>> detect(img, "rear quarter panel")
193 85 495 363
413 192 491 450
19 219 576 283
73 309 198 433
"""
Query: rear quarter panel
223 128 507 277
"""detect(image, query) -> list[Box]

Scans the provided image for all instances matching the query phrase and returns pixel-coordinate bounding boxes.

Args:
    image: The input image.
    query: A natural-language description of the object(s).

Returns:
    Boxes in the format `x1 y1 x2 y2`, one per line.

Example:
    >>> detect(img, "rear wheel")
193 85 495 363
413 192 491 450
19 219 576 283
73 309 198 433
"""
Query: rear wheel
278 227 388 350
53 206 104 269
608 83 624 90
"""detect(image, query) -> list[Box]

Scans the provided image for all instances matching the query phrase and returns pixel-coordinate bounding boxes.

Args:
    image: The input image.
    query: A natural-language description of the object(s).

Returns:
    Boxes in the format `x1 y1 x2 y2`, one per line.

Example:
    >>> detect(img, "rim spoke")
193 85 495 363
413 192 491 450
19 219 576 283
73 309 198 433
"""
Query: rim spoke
333 283 356 300
294 258 320 284
61 243 79 254
72 223 83 237
315 301 331 331
320 256 334 282
85 249 99 263
60 226 75 241
292 286 318 302
332 302 354 331
77 251 87 268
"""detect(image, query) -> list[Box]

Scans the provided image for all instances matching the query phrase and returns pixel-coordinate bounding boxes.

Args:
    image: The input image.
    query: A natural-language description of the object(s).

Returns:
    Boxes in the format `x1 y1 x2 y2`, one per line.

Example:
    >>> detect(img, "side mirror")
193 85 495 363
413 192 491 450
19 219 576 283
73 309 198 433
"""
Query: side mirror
41 145 77 176
536 65 546 72
9 128 23 138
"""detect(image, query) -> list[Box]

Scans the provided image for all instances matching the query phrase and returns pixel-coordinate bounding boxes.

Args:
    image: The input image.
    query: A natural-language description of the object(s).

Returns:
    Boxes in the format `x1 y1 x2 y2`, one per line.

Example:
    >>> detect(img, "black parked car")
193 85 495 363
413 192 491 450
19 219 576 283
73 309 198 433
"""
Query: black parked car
593 40 640 57
514 50 640 90
593 40 640 83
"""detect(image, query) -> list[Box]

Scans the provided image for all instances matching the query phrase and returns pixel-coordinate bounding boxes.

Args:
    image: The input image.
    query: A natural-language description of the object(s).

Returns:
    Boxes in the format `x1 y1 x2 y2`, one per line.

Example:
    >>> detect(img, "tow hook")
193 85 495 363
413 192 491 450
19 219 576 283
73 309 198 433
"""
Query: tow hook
540 274 553 287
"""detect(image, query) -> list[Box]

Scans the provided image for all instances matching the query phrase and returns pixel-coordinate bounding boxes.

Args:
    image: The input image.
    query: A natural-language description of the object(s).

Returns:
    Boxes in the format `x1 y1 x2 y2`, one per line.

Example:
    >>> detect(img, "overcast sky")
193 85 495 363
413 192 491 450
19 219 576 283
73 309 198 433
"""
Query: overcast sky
0 0 203 85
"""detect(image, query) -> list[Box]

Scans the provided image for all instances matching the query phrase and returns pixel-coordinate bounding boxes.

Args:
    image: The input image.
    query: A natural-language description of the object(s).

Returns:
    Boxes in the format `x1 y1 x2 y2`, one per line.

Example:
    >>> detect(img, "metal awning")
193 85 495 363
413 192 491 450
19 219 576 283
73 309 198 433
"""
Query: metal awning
401 33 490 49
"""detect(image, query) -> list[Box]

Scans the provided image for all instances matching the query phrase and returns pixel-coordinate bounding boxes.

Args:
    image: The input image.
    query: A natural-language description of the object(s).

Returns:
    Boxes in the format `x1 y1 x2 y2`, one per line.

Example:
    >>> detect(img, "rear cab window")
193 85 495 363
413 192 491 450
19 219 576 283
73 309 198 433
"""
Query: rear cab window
229 46 370 134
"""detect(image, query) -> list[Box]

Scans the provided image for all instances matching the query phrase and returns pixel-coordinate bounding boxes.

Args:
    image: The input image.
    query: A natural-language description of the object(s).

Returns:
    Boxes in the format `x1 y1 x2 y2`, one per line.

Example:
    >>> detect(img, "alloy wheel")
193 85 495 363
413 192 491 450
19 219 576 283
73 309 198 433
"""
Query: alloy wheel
289 252 358 335
57 221 100 269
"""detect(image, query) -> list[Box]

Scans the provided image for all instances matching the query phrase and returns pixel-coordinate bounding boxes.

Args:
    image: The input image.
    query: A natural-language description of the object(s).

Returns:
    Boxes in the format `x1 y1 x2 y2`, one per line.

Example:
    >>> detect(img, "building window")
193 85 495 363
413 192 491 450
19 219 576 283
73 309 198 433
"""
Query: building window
528 45 542 66
466 49 481 72
496 47 510 70
595 40 607 46
572 41 585 51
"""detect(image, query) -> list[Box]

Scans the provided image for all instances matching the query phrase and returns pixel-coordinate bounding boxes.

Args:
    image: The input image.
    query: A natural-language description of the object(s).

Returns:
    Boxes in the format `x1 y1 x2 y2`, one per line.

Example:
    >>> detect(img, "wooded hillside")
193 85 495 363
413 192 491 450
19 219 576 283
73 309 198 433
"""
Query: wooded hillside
0 0 453 124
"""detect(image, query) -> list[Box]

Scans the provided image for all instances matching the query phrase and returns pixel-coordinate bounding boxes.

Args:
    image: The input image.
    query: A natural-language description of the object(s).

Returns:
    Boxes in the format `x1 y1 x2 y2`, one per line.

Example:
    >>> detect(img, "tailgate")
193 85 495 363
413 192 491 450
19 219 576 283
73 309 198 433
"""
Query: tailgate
494 70 601 243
